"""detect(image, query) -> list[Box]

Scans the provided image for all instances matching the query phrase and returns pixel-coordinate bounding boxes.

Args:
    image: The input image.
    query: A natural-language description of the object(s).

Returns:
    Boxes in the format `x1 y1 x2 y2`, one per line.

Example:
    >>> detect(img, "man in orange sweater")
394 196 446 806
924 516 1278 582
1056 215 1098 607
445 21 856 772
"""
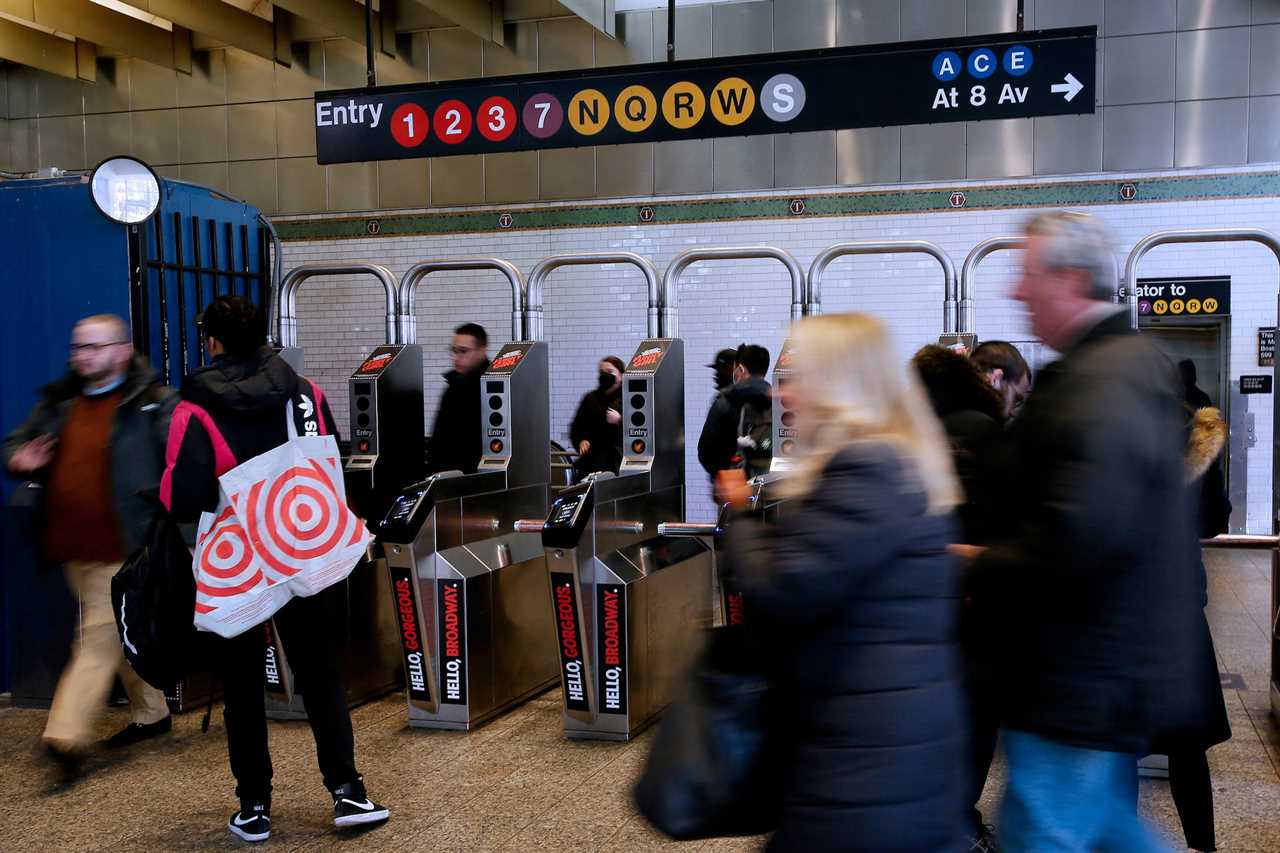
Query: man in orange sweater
3 314 176 782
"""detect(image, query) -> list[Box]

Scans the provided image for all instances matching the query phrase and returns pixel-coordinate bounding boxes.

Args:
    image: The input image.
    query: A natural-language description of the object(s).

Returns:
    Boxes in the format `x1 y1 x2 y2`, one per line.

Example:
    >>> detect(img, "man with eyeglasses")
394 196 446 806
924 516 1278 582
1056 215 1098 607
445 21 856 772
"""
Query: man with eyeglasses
425 322 490 475
3 314 175 782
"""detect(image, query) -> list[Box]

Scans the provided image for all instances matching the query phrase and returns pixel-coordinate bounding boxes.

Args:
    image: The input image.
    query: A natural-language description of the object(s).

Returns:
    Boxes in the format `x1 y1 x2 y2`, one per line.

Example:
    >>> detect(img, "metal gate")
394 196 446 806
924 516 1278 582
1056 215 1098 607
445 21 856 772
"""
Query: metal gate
129 195 270 386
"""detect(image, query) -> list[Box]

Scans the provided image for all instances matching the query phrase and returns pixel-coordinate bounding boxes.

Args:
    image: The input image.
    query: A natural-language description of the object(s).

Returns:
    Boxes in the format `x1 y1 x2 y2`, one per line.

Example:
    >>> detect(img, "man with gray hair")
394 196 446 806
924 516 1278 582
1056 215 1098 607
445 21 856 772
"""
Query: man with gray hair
969 211 1205 851
3 314 176 783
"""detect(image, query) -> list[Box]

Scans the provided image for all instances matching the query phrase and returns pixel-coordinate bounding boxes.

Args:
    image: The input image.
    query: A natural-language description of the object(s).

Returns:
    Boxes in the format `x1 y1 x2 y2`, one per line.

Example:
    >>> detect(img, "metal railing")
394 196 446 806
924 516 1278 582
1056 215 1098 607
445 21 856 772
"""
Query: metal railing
525 252 661 341
397 258 525 344
958 237 1023 336
1200 535 1279 550
808 241 957 334
277 263 399 348
661 246 805 338
1124 228 1280 329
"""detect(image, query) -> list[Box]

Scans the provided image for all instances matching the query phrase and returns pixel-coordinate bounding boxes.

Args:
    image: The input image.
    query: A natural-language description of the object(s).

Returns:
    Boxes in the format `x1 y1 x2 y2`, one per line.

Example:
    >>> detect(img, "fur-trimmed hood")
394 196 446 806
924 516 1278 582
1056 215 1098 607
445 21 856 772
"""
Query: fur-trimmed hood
1187 407 1227 484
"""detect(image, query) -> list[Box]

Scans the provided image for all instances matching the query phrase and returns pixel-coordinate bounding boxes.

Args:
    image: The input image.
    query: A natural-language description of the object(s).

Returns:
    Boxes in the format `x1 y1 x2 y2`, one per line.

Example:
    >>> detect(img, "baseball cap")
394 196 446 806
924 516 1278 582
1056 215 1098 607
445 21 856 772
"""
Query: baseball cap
707 348 737 369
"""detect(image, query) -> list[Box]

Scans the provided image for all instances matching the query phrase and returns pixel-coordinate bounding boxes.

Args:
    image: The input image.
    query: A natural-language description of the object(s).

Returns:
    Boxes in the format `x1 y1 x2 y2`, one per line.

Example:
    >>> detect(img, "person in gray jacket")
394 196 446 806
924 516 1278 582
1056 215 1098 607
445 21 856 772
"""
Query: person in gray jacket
2 314 175 781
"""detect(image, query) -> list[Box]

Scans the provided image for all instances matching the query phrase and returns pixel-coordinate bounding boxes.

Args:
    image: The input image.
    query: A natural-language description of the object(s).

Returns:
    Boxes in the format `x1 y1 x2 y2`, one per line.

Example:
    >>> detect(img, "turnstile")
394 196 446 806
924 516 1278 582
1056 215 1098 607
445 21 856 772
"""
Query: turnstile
524 338 714 741
379 340 557 729
264 264 416 720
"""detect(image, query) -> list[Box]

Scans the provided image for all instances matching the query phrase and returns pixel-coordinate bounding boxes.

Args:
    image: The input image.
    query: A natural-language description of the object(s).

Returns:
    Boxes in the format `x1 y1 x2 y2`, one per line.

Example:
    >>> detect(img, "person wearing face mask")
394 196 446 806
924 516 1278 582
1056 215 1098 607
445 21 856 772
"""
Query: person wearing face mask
568 356 625 482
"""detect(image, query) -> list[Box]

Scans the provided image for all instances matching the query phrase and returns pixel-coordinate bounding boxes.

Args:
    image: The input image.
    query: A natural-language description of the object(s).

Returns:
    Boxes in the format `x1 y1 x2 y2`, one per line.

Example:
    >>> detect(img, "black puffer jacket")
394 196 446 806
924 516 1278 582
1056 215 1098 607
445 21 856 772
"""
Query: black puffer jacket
161 347 337 522
913 346 1007 545
568 387 623 479
970 311 1206 754
426 361 489 476
725 440 967 852
697 376 772 476
2 354 176 554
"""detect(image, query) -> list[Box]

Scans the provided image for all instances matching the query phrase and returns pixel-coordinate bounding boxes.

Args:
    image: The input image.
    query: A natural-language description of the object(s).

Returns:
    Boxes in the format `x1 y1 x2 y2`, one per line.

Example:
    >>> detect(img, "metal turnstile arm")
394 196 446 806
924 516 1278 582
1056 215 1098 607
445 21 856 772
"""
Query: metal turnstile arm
657 522 722 537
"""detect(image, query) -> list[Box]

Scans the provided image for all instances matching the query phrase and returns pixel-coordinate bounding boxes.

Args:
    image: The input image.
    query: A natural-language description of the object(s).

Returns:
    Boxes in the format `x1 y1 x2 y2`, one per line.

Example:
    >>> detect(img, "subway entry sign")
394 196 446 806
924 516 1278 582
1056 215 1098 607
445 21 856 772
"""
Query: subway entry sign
314 27 1096 164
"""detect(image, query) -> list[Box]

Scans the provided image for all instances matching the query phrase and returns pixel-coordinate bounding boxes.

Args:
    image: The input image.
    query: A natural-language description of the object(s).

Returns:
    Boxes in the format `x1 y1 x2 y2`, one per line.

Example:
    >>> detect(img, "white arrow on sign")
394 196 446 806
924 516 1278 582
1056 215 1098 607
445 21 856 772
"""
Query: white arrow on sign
1051 73 1084 102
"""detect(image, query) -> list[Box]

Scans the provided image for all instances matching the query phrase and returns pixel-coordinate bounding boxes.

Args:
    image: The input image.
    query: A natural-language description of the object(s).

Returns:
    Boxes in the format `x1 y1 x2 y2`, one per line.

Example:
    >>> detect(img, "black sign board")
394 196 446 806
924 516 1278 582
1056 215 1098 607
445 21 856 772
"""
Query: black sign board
488 342 532 374
315 27 1096 164
353 345 401 376
1241 375 1273 395
627 339 671 372
1122 276 1230 319
390 566 432 704
1260 328 1275 367
596 584 628 716
437 579 467 705
550 572 591 714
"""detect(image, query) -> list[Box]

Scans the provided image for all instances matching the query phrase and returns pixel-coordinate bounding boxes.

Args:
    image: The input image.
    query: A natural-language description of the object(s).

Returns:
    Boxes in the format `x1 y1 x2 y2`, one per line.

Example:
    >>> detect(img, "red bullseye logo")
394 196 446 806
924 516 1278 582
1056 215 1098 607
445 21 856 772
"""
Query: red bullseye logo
433 99 473 144
478 96 516 142
244 456 365 581
391 103 429 148
196 503 265 612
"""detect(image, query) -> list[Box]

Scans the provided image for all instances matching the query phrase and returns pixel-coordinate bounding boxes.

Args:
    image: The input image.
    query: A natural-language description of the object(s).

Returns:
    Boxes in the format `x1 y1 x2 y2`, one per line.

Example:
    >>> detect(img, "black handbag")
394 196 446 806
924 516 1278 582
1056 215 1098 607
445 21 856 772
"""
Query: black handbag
633 624 781 840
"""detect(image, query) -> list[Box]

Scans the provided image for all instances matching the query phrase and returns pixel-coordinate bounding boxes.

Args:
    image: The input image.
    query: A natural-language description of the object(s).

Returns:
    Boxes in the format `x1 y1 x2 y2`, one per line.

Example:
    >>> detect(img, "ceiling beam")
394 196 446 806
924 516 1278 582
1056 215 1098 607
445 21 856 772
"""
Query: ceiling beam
0 0 190 71
558 0 614 38
409 0 504 44
0 15 95 80
118 0 276 63
272 0 395 56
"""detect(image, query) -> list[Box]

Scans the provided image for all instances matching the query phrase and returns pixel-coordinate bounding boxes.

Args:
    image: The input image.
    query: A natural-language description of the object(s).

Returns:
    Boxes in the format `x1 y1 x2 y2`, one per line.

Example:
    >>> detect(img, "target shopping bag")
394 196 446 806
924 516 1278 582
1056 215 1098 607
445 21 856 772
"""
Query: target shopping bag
193 408 372 639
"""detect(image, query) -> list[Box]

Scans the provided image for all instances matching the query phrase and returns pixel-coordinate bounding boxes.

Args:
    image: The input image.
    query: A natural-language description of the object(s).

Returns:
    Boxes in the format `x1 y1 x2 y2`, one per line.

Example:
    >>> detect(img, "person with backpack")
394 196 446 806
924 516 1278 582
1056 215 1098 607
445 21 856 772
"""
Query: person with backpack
2 313 175 783
697 344 772 485
160 296 389 843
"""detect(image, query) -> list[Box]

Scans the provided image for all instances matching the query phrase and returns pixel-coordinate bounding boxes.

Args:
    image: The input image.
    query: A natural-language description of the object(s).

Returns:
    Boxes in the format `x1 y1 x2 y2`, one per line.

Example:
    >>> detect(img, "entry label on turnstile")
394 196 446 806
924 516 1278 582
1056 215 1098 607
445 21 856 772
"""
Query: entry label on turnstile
390 566 432 703
437 579 468 704
550 571 591 714
596 584 628 715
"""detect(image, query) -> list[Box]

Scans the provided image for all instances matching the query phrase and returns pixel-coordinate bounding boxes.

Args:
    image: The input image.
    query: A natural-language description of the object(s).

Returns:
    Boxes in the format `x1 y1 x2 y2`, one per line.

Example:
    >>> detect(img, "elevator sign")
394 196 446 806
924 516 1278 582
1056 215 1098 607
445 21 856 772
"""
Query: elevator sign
315 27 1095 164
1122 276 1231 318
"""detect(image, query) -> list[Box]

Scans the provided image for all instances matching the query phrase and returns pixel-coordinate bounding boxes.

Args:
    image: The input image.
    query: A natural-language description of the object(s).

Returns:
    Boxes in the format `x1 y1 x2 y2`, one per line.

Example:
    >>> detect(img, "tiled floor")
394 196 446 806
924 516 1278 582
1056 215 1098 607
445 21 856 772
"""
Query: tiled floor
2 549 1278 851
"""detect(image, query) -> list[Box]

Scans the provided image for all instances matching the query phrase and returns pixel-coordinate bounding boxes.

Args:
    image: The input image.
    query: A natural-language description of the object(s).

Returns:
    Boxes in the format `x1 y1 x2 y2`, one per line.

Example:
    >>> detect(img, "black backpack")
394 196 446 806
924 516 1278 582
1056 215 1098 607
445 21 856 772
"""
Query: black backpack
735 398 773 479
111 508 200 692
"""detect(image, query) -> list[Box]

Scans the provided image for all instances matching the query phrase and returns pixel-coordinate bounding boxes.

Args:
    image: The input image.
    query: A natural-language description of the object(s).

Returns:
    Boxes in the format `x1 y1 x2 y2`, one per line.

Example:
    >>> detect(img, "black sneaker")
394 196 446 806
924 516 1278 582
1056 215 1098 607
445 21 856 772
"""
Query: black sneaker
106 715 172 748
331 779 389 828
968 824 999 853
228 800 271 842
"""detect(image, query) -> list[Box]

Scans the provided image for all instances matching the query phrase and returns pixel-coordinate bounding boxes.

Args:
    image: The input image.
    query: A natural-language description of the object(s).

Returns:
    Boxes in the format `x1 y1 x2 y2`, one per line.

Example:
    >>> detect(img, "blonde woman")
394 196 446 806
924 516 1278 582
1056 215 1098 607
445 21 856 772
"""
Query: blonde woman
721 314 968 852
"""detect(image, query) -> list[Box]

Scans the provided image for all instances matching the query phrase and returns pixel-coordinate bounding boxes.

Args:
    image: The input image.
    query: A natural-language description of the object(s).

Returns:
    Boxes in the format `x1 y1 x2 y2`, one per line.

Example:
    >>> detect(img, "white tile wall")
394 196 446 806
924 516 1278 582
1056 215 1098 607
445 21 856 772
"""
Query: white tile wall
282 171 1280 529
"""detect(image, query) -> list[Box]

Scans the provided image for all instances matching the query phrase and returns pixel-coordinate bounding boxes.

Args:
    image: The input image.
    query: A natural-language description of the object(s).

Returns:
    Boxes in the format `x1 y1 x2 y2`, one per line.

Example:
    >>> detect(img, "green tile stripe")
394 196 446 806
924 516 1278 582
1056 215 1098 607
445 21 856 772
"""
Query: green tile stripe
275 172 1280 242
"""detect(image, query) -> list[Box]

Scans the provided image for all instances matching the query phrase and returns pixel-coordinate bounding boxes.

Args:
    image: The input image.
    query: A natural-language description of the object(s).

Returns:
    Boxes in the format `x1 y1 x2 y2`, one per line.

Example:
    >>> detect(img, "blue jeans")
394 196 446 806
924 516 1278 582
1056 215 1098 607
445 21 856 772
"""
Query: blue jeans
1000 730 1171 853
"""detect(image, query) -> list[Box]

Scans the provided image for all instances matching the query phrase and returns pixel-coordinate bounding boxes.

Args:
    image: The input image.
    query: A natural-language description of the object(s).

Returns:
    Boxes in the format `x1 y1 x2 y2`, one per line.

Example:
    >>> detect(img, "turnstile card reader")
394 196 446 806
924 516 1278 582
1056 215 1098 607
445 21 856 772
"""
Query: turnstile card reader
380 341 556 730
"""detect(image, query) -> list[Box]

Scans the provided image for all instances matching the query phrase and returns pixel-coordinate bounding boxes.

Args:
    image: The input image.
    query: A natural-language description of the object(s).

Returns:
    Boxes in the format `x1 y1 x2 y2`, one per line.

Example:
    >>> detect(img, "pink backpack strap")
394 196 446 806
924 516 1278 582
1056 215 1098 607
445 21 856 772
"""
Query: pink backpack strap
172 401 238 474
160 401 237 511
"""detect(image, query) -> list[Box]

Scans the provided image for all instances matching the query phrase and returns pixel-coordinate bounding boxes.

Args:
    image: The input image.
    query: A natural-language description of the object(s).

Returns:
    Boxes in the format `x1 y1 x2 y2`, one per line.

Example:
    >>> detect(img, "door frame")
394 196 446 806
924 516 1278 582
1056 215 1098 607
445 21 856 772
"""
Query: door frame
1139 313 1233 519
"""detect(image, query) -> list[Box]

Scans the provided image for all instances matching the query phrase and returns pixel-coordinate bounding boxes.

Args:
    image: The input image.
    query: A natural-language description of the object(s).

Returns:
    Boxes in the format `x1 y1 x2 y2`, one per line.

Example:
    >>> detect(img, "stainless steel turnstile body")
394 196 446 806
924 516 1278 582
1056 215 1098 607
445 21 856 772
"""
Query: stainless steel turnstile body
380 341 557 730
